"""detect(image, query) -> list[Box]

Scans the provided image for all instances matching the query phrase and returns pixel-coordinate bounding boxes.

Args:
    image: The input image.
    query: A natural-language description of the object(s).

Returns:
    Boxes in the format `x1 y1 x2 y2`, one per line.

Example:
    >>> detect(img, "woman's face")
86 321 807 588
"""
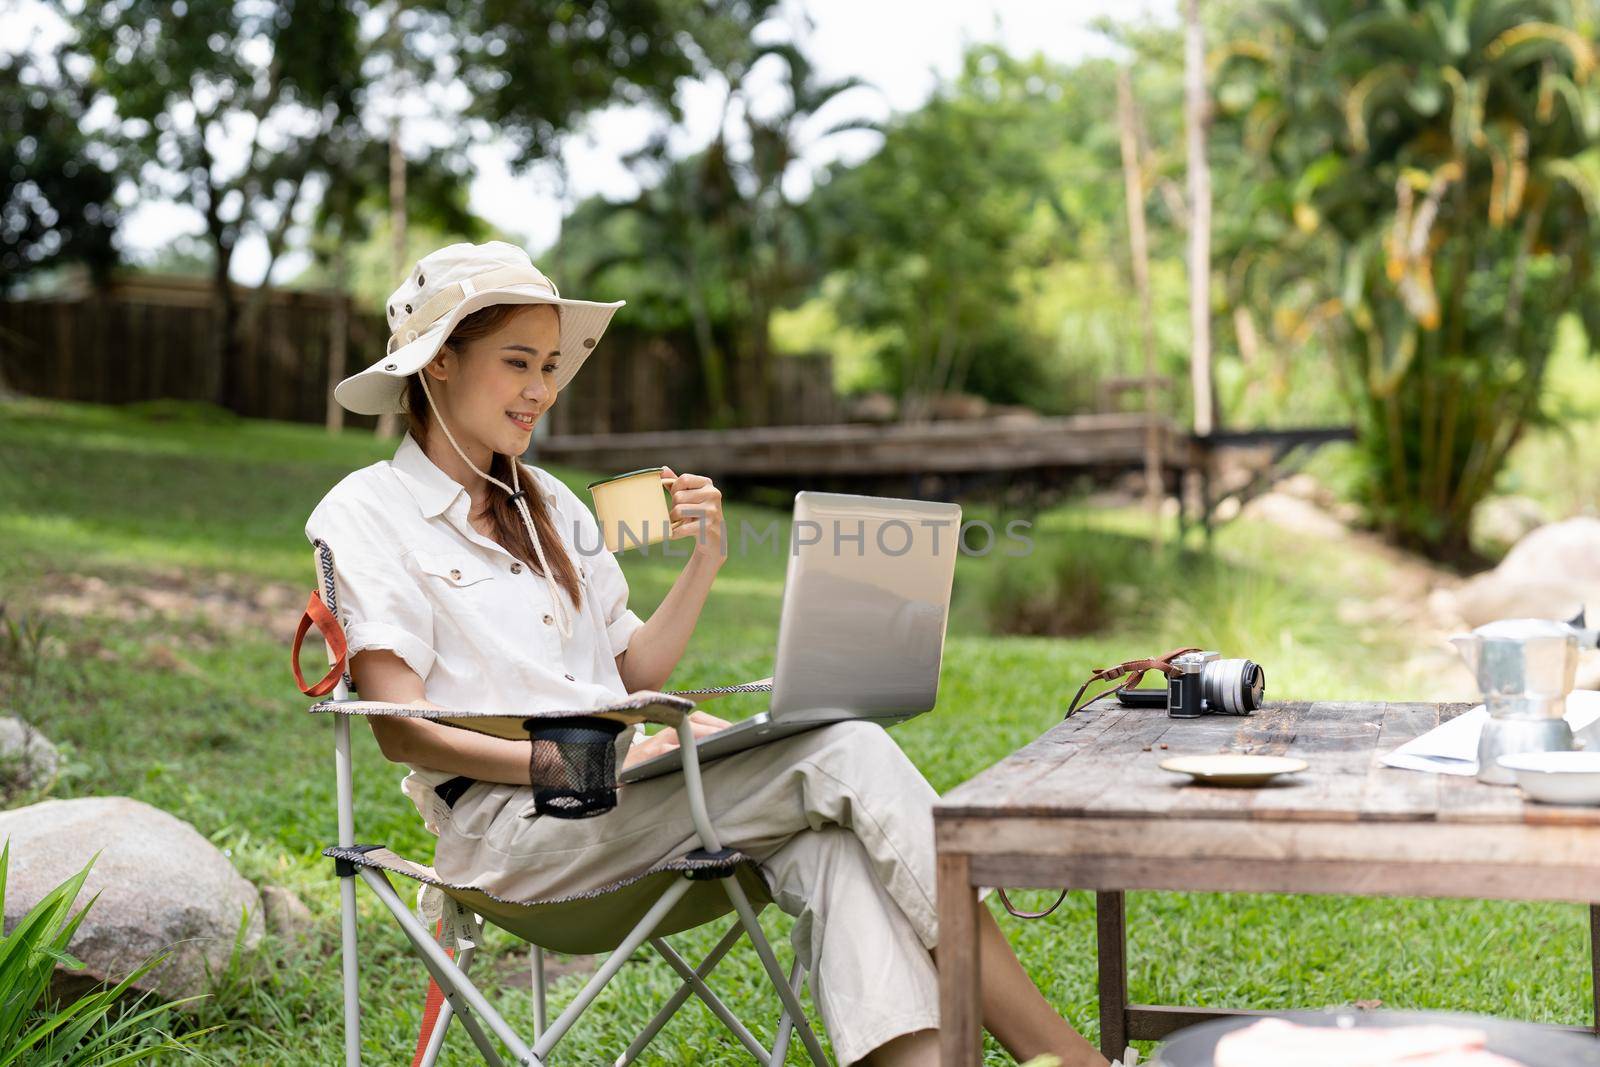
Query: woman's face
424 303 562 458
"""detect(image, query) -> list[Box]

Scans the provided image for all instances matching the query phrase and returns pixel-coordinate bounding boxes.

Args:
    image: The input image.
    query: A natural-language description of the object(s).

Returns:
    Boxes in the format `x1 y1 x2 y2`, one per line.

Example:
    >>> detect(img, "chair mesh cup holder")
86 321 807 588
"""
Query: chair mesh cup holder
524 716 626 818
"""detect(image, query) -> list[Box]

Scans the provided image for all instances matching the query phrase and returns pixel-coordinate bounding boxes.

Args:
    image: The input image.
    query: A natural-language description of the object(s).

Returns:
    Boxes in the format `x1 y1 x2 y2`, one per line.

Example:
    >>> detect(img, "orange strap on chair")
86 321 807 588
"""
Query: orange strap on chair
411 919 452 1067
292 590 348 697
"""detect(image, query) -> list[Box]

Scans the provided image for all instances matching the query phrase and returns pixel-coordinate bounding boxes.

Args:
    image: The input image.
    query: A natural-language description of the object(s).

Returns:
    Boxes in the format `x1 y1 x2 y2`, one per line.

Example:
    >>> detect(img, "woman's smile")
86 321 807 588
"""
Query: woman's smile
506 410 538 430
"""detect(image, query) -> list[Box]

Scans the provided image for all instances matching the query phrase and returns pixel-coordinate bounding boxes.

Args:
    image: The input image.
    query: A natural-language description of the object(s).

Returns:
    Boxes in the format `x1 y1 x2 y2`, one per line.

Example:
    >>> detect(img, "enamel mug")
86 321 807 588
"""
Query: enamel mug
587 467 677 552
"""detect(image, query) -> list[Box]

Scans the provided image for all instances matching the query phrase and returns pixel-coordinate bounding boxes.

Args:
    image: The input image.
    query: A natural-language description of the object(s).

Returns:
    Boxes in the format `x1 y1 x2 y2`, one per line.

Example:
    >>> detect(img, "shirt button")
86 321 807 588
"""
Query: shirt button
563 673 576 681
542 613 553 625
449 568 461 580
511 562 523 574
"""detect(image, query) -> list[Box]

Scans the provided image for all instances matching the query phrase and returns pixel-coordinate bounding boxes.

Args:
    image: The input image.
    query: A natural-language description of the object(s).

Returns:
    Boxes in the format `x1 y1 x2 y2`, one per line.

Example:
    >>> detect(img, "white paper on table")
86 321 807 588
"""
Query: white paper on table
1380 690 1600 775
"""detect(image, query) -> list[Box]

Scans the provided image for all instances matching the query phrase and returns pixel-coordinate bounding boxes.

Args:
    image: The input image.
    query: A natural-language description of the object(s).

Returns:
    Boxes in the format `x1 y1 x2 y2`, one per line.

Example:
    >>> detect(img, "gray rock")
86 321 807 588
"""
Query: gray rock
1277 473 1331 505
1575 653 1600 692
0 715 59 798
844 391 896 423
1212 495 1243 524
1497 517 1600 587
1450 518 1600 628
1239 491 1349 540
1450 575 1596 630
1474 495 1549 555
926 391 988 420
260 885 313 941
989 404 1040 422
0 797 263 1001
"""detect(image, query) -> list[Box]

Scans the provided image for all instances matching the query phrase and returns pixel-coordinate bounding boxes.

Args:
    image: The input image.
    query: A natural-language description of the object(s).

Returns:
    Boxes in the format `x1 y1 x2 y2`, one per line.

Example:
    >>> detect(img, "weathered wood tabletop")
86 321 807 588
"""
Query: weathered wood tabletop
933 699 1600 1065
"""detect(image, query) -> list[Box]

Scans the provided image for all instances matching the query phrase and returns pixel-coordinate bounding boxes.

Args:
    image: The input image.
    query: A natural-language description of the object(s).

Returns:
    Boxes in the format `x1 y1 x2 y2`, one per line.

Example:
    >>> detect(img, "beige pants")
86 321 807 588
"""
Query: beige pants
432 721 942 1065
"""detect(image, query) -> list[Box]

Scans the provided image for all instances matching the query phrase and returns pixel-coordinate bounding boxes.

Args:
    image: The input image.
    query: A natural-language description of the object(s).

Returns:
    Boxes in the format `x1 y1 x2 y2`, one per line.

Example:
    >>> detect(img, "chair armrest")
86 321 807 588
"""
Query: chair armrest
668 715 727 853
308 690 694 740
666 677 774 700
311 693 729 846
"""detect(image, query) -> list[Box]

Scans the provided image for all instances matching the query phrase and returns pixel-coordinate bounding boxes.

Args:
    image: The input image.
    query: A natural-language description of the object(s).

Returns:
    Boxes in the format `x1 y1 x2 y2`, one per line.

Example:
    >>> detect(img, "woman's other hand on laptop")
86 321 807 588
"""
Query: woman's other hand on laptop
622 709 733 769
687 710 732 732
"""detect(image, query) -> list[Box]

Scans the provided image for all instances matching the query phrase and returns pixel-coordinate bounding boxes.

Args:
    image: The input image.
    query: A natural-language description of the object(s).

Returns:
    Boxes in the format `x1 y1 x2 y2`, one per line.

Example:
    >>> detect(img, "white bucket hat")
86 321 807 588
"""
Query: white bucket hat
333 240 625 416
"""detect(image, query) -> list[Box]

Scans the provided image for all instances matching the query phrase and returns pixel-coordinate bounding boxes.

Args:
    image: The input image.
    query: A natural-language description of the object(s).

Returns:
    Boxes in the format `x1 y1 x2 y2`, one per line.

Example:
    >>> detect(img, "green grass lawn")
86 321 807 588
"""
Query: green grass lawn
1 398 1593 1064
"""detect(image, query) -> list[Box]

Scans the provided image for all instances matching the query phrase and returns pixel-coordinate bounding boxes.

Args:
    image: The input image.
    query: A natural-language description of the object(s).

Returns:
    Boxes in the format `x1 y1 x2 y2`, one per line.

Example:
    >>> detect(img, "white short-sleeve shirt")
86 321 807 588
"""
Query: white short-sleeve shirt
305 433 647 831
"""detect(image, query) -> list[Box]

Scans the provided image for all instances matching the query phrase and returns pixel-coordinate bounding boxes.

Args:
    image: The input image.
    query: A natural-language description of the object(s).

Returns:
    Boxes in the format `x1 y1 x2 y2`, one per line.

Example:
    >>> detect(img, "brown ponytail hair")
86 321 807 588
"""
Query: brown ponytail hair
403 302 582 612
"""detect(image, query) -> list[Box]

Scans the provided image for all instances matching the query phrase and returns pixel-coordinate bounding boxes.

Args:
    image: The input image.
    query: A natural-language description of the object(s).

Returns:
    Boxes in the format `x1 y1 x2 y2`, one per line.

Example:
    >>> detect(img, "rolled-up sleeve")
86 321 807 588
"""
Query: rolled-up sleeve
306 495 437 681
547 475 646 655
596 553 647 654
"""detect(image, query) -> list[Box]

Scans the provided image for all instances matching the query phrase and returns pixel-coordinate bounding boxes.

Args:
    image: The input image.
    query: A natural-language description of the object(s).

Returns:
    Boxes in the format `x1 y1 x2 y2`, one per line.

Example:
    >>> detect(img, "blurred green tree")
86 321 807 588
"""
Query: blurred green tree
47 0 370 411
809 45 1124 419
0 49 120 294
1216 0 1600 559
552 40 877 427
43 0 776 413
554 146 747 426
297 139 490 311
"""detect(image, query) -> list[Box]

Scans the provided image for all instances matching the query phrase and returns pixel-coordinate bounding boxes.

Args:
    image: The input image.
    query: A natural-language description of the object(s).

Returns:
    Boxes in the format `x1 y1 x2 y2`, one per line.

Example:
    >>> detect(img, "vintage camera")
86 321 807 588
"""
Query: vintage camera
1165 651 1265 717
1117 651 1265 718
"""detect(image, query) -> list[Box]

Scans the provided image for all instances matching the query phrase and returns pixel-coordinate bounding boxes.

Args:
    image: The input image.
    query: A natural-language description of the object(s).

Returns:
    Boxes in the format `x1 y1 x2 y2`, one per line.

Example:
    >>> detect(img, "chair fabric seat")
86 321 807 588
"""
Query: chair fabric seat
323 844 773 955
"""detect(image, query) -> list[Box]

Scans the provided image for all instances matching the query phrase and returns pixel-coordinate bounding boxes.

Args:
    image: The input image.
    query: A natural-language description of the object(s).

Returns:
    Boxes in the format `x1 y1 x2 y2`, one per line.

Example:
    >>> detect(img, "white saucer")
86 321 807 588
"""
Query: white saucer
1160 754 1308 787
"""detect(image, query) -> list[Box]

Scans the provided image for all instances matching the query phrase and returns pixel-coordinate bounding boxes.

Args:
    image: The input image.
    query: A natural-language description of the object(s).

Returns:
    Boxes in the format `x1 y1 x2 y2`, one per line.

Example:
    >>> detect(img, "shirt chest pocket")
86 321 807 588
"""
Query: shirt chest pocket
410 551 501 623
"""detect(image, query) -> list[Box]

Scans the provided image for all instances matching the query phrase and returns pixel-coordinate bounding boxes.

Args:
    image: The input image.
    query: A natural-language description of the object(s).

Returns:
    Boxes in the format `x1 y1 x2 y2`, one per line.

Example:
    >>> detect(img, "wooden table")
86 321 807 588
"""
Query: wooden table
933 699 1600 1064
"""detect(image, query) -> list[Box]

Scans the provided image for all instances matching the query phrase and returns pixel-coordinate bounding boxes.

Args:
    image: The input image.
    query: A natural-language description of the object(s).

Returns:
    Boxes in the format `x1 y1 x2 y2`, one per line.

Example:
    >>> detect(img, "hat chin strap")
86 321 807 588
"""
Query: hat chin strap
418 373 575 641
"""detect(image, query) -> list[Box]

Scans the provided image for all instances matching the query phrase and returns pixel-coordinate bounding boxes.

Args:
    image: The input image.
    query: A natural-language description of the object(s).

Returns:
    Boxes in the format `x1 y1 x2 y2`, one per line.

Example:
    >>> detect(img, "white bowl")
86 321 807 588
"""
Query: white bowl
1496 751 1600 805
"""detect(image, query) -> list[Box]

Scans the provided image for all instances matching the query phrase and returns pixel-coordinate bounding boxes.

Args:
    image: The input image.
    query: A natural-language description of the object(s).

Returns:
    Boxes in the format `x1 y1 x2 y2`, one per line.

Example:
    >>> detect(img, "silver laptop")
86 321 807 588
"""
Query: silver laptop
620 490 962 782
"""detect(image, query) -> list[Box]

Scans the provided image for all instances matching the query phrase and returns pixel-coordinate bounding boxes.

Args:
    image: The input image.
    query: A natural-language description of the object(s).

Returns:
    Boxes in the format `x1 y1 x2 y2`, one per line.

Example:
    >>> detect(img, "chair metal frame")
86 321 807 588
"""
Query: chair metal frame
307 540 829 1066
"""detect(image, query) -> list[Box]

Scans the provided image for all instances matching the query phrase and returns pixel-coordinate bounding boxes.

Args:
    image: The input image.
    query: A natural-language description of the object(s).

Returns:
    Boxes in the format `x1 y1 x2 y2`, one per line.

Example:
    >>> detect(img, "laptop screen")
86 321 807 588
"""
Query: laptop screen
769 491 962 717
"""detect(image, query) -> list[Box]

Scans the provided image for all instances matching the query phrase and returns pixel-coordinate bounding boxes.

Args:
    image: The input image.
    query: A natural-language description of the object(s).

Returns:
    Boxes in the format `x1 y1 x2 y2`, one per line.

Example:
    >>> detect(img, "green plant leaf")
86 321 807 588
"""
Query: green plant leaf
0 845 200 1065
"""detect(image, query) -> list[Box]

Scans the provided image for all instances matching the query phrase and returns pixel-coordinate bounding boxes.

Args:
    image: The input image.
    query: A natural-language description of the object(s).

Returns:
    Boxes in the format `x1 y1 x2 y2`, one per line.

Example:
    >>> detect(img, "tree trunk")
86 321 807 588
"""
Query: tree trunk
1184 0 1216 437
239 154 317 335
747 294 773 427
1118 68 1165 547
684 249 731 429
375 115 406 439
326 242 349 434
210 242 240 413
905 303 958 424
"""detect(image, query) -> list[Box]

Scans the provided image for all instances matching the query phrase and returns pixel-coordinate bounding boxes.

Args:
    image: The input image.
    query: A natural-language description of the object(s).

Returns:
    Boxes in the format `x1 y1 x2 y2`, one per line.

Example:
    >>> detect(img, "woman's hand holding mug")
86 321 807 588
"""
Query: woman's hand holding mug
662 467 726 564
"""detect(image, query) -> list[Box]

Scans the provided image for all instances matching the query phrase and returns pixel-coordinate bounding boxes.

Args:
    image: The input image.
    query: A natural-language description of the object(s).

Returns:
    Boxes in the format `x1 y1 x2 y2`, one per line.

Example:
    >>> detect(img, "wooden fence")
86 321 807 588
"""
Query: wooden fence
0 274 837 433
0 281 386 428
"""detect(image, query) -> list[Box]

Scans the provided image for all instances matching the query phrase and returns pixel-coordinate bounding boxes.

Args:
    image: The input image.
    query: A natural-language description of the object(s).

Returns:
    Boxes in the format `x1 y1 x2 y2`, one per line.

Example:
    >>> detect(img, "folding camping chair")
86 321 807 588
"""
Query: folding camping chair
294 539 830 1066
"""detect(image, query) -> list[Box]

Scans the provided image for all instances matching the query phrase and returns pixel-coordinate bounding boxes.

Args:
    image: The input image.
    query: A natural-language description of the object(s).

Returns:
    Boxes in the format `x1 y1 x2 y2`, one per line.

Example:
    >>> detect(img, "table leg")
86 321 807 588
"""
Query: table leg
938 852 982 1066
1097 890 1129 1059
1590 905 1599 1035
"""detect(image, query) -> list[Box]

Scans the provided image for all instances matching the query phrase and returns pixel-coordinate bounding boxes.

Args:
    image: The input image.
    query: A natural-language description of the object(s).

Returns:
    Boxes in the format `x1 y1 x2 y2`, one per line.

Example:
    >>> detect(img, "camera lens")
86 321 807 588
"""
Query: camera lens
1200 658 1265 715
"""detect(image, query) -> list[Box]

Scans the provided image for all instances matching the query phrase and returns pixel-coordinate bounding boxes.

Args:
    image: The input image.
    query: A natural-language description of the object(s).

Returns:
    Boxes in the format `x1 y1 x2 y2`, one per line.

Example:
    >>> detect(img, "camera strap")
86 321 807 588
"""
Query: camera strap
1063 646 1201 720
999 648 1205 922
994 886 1071 920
